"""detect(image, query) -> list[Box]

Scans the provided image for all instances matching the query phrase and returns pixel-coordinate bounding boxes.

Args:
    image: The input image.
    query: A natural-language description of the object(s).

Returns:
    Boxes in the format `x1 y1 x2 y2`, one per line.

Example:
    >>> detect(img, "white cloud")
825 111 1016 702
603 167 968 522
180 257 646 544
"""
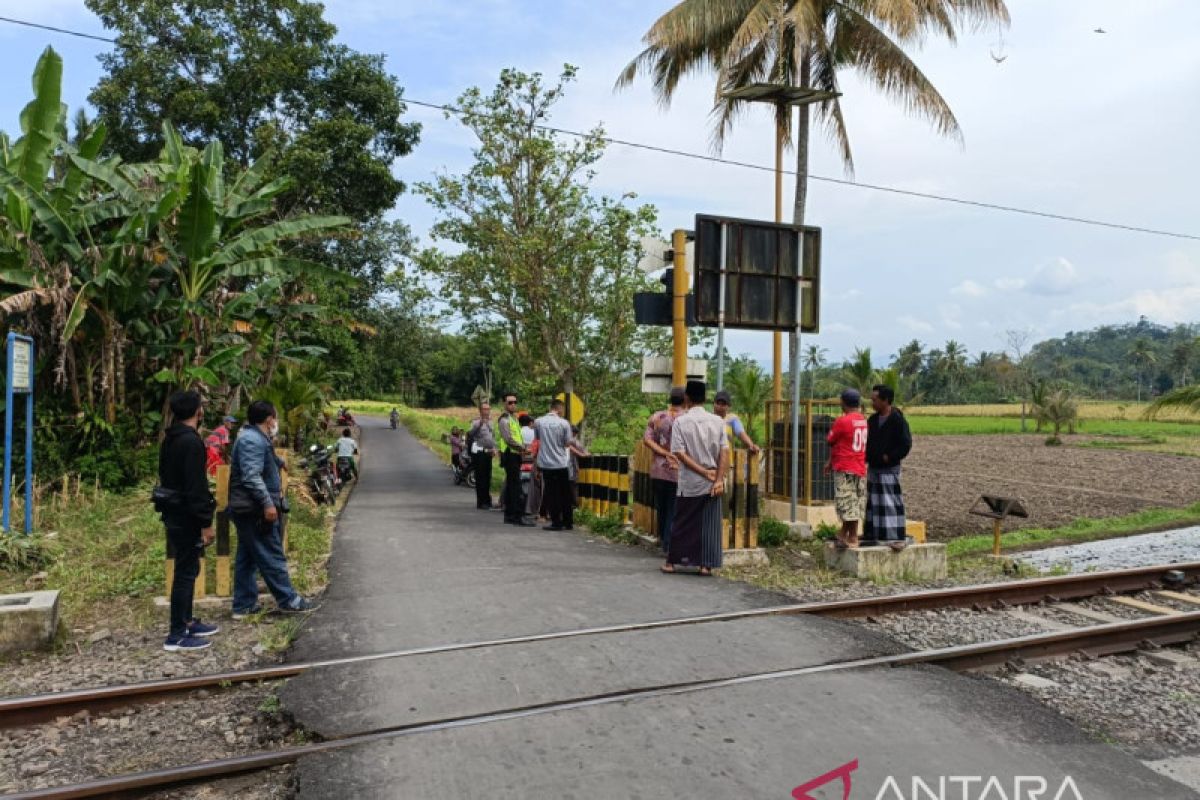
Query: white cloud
1027 257 1082 296
1070 286 1200 325
994 277 1027 291
951 279 988 297
898 315 934 333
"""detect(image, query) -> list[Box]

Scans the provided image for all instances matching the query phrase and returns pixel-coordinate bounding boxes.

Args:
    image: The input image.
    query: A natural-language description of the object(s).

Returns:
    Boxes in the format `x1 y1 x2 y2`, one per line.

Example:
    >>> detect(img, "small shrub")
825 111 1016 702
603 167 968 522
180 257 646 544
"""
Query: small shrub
577 508 636 543
0 534 53 571
1045 436 1062 446
756 517 789 548
814 522 839 541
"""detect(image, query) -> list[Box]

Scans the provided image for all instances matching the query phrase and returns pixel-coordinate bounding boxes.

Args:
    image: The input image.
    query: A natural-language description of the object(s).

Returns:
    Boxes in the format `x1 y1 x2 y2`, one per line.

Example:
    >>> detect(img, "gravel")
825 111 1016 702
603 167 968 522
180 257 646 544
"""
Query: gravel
1020 527 1200 573
0 614 306 797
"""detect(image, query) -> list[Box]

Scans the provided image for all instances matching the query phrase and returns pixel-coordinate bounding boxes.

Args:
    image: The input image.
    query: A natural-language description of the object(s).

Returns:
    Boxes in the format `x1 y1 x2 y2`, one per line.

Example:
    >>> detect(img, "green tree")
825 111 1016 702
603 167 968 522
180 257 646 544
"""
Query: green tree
1129 337 1157 402
618 0 1009 227
803 343 828 401
840 347 876 395
417 67 659 411
726 359 772 439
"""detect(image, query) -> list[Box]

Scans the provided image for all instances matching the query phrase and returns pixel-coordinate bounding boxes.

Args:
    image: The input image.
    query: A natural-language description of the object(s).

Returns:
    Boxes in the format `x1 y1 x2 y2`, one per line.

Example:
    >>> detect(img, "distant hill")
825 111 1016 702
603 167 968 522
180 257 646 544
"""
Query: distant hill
1026 318 1199 399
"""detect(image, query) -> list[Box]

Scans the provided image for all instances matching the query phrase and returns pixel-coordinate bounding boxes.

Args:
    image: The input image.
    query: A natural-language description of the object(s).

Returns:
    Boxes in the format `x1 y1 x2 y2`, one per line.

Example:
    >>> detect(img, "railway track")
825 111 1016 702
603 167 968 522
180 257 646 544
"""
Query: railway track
4 562 1199 799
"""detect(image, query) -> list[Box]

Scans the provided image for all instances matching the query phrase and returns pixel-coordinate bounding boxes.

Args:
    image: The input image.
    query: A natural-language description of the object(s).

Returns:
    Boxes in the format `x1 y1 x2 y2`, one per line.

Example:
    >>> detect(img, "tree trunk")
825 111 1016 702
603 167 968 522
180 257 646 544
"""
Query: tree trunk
790 54 812 395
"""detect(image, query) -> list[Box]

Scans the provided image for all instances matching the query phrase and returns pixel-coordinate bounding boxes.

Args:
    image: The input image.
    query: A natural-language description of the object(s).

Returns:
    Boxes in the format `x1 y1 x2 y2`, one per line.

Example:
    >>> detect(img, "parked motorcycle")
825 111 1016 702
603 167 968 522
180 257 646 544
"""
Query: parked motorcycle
300 444 338 504
451 454 475 488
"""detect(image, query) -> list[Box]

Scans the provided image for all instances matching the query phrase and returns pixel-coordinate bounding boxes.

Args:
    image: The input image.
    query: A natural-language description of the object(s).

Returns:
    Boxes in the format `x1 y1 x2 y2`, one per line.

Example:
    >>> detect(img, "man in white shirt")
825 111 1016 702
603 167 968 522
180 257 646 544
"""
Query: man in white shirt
335 428 359 481
533 399 574 531
663 381 728 576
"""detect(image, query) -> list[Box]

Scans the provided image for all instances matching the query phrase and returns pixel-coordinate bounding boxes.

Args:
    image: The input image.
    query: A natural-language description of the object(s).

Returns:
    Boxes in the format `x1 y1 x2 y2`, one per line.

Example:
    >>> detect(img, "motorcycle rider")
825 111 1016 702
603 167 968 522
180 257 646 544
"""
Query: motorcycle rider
335 427 359 481
389 407 400 430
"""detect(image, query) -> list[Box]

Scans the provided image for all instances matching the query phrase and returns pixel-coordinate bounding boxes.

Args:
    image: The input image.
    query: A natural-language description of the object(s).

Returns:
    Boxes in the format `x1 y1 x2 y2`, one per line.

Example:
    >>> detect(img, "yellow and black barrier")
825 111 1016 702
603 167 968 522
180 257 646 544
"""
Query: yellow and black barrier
587 442 762 551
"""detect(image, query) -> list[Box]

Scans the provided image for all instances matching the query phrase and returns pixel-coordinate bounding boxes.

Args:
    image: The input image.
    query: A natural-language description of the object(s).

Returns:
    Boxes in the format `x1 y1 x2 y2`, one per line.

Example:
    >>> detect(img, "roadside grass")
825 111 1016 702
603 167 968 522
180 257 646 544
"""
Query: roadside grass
946 502 1200 558
0 469 337 640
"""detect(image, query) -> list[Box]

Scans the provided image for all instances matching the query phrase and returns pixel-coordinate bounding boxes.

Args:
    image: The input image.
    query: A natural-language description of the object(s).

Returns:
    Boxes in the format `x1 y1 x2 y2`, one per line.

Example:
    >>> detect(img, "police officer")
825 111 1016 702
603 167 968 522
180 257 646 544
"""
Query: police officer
497 393 533 527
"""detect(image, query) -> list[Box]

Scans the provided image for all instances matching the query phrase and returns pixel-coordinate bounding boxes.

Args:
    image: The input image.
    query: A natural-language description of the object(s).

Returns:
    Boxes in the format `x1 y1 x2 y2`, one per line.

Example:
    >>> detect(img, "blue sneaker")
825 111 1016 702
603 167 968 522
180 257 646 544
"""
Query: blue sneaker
278 597 321 614
232 606 263 620
163 635 211 653
186 619 220 638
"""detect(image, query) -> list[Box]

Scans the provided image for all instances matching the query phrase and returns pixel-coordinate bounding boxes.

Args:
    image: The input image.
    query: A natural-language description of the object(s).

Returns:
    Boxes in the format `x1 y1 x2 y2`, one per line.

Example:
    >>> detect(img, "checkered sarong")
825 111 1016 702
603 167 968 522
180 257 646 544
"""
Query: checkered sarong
864 465 906 542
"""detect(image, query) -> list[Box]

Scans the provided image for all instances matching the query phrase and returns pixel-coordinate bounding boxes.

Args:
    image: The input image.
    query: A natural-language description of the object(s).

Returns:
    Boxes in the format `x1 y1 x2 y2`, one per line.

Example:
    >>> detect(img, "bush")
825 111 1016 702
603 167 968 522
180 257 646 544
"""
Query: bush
0 534 53 571
814 521 839 541
756 517 789 548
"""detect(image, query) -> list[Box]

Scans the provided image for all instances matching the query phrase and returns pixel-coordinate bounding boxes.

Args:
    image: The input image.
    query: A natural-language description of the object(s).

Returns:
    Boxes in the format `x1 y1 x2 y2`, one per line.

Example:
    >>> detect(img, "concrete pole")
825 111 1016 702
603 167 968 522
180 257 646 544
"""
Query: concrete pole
790 233 804 524
715 223 727 391
671 229 689 387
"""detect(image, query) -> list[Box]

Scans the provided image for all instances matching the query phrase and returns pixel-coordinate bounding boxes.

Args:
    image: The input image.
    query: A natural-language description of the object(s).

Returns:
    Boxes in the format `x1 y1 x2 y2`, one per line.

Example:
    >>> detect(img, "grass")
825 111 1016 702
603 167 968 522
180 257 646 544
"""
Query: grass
945 502 1200 557
0 463 337 637
906 413 1200 456
906 401 1198 422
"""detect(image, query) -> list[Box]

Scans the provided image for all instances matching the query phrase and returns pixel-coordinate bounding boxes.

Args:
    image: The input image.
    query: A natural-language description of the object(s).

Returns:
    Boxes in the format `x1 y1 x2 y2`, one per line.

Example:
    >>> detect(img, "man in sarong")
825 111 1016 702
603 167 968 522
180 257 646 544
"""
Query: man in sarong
863 383 913 551
662 381 727 576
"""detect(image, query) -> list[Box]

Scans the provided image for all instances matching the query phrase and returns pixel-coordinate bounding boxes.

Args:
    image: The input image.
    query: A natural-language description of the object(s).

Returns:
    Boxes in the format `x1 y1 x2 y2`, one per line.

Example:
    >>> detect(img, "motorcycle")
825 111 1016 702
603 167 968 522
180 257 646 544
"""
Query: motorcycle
336 410 356 428
336 456 356 484
300 444 338 504
451 453 476 488
389 413 399 430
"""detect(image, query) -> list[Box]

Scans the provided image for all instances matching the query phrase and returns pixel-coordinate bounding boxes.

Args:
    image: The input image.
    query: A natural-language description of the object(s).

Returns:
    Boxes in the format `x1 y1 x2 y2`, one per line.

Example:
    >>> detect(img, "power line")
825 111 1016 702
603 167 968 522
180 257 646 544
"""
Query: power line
406 99 1200 242
0 14 115 44
2 13 1198 243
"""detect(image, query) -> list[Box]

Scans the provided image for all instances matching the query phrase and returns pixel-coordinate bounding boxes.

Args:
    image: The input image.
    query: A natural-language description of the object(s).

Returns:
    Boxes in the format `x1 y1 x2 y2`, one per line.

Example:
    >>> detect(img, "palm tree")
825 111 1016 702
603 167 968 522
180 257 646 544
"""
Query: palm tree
840 347 876 394
941 339 968 397
618 0 1010 226
726 360 772 440
1168 339 1196 387
803 343 828 400
1146 385 1200 418
1036 387 1079 446
1129 338 1157 402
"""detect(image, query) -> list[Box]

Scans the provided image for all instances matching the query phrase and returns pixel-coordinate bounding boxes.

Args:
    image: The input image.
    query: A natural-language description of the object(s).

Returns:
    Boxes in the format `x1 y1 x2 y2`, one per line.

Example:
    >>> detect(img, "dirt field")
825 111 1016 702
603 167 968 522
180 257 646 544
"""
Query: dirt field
904 435 1200 541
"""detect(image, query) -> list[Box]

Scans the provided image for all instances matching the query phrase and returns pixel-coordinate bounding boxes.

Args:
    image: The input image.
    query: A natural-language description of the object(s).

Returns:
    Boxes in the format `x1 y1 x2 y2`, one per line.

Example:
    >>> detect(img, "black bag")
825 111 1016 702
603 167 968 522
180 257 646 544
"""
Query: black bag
226 483 260 516
151 486 182 515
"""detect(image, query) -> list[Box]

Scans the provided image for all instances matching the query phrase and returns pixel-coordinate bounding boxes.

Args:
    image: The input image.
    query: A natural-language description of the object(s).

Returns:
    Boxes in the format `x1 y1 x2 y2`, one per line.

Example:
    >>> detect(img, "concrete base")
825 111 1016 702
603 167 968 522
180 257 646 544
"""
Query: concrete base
785 522 812 540
824 542 948 582
0 590 60 655
763 499 839 529
721 548 769 568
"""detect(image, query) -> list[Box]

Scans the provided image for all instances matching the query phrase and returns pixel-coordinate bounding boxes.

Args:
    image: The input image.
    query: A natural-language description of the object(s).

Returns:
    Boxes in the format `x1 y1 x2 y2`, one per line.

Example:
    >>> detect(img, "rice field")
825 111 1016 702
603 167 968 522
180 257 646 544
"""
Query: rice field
905 401 1196 422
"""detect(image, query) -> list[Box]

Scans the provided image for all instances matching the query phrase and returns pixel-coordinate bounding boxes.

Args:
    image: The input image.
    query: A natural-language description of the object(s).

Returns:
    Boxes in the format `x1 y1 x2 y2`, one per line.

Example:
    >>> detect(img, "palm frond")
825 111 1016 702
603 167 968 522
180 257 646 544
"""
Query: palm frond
1145 386 1200 419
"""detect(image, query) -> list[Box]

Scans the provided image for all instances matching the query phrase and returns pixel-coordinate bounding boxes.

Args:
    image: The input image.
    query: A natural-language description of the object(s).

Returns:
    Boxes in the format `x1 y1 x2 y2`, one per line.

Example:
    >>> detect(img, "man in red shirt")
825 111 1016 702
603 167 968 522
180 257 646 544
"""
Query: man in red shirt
825 388 869 549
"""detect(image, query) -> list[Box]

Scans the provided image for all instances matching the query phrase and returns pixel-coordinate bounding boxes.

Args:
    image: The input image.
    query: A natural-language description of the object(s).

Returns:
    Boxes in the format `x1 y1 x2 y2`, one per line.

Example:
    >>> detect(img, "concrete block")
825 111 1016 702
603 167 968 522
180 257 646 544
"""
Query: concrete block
0 590 60 655
1139 650 1199 670
721 548 769 568
762 499 839 529
786 522 812 540
1012 673 1059 690
823 542 947 582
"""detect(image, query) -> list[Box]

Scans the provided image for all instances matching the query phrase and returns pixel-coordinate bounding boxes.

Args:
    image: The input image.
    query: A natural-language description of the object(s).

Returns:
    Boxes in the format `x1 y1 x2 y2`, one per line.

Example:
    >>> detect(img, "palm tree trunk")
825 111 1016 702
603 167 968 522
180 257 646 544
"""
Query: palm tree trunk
790 55 812 401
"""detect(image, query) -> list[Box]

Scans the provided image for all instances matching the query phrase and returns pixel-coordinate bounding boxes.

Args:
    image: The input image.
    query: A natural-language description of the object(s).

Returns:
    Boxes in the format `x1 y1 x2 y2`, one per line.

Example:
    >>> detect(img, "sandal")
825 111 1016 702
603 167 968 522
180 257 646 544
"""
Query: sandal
888 541 908 552
660 564 677 574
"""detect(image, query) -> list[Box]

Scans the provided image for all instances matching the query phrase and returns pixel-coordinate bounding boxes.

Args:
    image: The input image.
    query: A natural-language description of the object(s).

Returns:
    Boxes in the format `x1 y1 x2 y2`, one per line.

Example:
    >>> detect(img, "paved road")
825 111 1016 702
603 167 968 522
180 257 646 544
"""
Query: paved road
283 419 1196 799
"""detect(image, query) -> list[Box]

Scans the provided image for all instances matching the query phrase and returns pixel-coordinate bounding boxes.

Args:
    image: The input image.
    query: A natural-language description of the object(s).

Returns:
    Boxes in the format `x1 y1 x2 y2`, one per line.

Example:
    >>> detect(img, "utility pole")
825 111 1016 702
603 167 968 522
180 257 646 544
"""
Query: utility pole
671 229 689 387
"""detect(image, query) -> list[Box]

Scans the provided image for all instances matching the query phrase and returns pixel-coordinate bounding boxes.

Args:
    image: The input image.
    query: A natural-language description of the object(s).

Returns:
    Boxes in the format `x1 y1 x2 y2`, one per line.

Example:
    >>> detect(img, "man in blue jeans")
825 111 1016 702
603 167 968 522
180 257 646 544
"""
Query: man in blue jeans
229 399 319 618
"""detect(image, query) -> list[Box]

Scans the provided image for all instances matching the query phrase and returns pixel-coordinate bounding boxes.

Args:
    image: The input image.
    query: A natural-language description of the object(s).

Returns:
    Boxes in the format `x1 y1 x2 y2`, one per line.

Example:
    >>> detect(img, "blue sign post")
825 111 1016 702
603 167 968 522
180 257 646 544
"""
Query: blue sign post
3 332 34 535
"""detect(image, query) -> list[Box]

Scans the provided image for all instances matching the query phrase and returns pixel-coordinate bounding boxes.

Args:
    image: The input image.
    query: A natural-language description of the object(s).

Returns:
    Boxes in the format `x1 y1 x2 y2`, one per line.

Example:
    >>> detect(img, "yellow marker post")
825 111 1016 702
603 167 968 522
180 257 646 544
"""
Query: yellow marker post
671 229 689 387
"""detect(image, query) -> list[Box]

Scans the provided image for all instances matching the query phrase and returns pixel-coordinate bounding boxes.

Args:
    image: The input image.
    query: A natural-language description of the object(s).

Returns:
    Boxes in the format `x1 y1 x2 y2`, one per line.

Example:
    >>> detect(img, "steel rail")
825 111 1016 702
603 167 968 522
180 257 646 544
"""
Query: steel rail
6 610 1200 800
2 561 1196 729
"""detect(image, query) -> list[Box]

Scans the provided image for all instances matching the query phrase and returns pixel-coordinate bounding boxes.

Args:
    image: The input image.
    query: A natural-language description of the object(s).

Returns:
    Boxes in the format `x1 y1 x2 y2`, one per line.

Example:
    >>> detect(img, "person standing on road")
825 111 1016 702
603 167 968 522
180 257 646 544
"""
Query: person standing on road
534 399 574 531
156 390 219 652
497 393 533 527
229 400 319 617
825 389 869 550
643 387 684 555
863 384 913 552
713 390 762 455
567 424 589 510
468 402 498 510
664 381 728 576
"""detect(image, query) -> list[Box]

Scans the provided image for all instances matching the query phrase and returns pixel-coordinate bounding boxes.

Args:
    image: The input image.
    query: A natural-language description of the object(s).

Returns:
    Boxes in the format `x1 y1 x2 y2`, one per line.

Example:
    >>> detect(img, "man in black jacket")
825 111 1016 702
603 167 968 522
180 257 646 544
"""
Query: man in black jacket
158 391 220 652
863 384 913 551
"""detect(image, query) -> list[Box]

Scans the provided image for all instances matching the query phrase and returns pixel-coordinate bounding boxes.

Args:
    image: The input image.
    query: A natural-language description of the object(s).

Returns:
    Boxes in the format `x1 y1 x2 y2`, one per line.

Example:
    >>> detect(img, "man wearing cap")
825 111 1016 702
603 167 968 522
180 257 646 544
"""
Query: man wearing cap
663 381 728 576
825 389 869 549
713 390 761 455
642 387 685 554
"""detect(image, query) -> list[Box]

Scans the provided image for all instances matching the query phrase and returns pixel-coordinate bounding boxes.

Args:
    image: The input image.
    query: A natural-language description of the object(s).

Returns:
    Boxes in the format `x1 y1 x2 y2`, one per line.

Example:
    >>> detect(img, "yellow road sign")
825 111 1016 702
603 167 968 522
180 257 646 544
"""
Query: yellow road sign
555 392 586 426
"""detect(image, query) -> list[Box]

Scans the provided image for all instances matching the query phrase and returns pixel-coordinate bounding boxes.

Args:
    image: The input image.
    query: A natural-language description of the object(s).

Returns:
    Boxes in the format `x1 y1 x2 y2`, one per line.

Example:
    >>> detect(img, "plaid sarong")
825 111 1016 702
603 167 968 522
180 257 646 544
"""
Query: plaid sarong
864 465 906 543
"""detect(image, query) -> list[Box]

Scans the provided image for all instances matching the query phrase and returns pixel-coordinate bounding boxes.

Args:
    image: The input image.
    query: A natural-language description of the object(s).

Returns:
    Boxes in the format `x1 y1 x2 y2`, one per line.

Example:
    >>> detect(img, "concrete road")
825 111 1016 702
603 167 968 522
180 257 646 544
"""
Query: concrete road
283 419 1196 799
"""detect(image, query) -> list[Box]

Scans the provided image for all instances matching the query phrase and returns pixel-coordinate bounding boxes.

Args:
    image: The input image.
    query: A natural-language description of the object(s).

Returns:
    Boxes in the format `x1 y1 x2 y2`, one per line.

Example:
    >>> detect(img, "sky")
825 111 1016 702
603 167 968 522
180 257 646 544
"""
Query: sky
1 0 1199 367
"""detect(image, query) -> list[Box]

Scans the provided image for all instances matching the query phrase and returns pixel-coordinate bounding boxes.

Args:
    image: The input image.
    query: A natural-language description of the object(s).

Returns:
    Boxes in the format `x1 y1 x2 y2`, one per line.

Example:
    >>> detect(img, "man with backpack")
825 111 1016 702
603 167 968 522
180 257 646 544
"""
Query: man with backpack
156 390 219 652
468 402 498 510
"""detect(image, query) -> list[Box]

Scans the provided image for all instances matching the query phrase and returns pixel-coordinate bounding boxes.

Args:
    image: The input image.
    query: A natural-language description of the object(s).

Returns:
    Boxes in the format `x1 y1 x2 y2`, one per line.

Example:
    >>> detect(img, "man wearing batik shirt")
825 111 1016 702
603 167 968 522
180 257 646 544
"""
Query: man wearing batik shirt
642 387 684 553
825 389 868 550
